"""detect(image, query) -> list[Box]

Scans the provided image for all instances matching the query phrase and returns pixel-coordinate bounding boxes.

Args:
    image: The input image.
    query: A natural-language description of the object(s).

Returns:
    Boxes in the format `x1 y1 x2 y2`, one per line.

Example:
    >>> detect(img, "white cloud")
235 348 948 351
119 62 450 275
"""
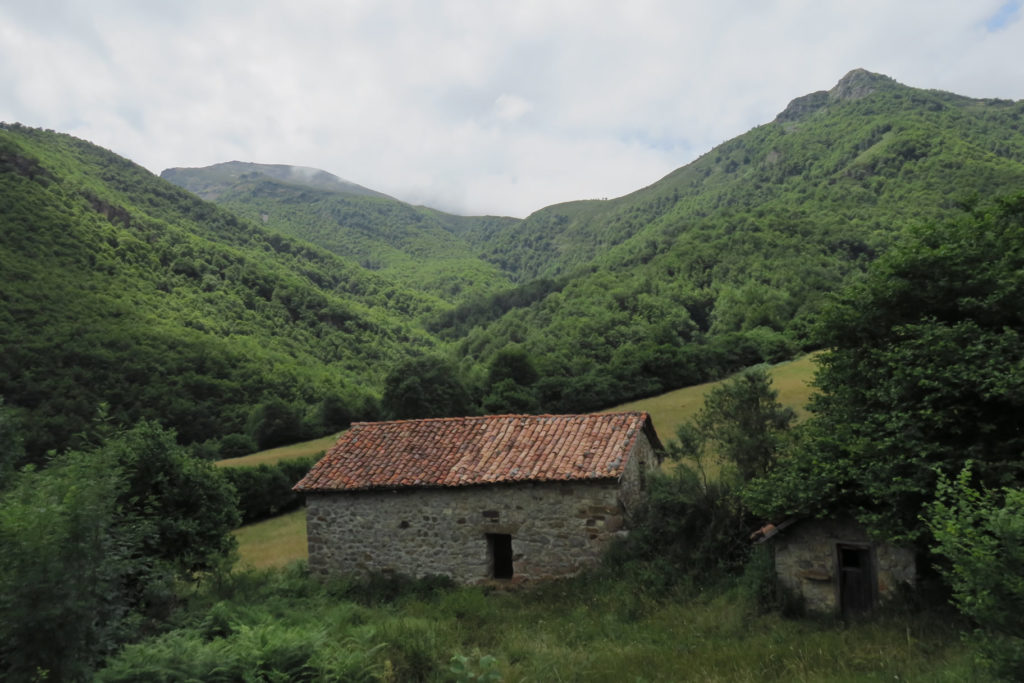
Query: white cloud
493 94 533 123
0 1 1021 217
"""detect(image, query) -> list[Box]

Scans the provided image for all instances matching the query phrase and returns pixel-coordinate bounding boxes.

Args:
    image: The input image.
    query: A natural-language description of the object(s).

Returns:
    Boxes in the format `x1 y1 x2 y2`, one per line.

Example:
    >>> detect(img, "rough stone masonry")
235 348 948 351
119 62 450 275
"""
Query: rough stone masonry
296 412 661 583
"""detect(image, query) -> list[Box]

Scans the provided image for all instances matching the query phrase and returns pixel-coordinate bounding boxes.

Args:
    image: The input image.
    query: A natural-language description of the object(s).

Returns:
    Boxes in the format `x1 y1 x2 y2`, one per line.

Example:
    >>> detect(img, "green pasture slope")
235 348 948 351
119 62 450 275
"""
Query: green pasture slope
215 432 341 468
609 352 817 444
232 509 308 569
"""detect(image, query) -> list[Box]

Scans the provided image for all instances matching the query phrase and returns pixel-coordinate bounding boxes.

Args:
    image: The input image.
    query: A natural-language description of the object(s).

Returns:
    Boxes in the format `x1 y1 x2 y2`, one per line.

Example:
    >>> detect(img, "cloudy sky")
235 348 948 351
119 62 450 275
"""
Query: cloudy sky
1 1 1022 217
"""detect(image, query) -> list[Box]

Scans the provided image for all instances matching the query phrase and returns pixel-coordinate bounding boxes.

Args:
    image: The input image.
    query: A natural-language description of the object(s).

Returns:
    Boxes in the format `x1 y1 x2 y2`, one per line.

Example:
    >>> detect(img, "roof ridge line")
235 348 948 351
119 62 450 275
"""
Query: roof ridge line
349 411 649 428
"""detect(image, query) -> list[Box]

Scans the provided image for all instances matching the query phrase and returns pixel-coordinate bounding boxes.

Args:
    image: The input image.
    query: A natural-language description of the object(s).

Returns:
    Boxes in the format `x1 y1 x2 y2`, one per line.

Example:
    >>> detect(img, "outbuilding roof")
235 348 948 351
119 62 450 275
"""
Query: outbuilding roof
293 412 661 493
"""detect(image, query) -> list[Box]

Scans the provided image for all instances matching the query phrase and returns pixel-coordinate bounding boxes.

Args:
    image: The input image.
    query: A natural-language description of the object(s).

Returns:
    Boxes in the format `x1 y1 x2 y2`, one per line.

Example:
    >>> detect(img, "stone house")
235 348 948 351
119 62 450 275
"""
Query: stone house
293 412 663 583
751 516 916 615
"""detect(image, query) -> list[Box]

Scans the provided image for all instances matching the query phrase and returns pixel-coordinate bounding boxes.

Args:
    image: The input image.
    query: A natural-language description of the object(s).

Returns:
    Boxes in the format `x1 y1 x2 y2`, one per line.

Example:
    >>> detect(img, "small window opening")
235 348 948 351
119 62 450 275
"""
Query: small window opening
487 533 513 579
840 547 863 568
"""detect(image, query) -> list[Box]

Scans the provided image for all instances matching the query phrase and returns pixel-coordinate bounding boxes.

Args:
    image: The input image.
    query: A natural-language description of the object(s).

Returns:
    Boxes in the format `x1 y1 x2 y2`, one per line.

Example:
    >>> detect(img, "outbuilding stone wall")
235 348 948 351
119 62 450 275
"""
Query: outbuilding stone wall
305 434 658 582
772 517 916 614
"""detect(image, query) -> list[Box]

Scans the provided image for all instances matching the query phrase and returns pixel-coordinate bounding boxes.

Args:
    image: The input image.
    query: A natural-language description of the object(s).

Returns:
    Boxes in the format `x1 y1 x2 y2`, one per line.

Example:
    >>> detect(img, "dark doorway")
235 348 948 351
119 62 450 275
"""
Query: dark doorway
487 533 513 579
837 544 873 616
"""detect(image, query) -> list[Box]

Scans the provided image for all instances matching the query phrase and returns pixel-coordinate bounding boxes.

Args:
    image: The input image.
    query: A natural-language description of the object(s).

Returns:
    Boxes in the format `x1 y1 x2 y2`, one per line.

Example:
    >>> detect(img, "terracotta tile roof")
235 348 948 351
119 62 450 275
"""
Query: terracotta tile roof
294 412 661 493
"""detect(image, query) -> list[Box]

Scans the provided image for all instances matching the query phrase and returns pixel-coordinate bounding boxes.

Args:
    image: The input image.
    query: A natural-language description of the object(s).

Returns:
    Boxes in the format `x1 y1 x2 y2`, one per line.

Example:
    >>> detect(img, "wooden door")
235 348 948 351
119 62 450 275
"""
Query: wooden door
838 544 873 615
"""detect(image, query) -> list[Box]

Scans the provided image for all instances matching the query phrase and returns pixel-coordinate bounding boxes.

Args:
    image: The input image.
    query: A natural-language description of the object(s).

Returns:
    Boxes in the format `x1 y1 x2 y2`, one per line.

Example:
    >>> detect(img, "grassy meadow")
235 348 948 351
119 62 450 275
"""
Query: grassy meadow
215 432 341 468
232 509 307 569
608 352 819 445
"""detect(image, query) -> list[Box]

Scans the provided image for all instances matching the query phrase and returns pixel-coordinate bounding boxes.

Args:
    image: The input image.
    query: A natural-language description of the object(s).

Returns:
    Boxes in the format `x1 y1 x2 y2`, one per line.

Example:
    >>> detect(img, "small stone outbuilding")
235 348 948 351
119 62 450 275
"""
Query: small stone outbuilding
752 516 916 615
293 412 663 583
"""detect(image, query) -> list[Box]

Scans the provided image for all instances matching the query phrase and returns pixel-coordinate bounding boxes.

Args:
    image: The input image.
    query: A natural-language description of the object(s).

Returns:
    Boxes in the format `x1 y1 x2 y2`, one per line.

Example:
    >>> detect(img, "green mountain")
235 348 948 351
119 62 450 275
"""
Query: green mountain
161 162 519 304
434 69 1024 410
0 125 439 459
476 70 1024 282
4 69 1024 458
162 161 393 200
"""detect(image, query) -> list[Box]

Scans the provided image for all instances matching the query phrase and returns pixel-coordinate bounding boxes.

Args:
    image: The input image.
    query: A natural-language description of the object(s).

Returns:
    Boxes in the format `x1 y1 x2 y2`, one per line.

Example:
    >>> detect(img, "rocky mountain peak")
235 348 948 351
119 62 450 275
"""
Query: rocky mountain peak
828 68 896 102
775 69 897 123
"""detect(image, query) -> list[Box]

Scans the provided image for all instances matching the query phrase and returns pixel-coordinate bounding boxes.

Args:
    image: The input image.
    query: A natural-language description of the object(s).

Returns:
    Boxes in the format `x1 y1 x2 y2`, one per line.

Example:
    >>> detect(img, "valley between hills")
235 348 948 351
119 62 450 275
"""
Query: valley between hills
4 68 1024 461
2 69 1023 680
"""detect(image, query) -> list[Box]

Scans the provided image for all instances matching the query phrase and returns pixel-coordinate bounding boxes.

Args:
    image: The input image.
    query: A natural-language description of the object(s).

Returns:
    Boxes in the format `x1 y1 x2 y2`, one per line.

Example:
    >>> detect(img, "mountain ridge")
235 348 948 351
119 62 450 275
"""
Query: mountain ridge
161 161 394 202
4 69 1024 458
161 162 520 304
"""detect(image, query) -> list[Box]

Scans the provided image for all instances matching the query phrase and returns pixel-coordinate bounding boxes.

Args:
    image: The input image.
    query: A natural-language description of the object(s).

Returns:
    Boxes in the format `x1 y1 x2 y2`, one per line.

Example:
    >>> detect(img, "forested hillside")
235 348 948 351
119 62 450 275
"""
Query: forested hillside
173 71 1024 417
436 70 1024 411
0 125 440 459
163 162 519 304
4 69 1024 460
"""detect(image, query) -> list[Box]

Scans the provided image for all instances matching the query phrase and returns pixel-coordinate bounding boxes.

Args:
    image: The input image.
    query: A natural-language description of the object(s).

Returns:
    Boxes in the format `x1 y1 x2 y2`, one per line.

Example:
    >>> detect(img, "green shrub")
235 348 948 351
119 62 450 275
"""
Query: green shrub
222 456 315 524
218 432 258 459
97 620 382 682
376 616 446 681
450 653 501 682
928 468 1024 680
247 399 305 450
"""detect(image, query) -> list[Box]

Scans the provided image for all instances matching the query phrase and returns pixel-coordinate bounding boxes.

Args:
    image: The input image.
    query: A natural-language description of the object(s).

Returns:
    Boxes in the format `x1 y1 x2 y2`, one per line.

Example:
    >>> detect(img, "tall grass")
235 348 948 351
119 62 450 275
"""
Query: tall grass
99 566 981 682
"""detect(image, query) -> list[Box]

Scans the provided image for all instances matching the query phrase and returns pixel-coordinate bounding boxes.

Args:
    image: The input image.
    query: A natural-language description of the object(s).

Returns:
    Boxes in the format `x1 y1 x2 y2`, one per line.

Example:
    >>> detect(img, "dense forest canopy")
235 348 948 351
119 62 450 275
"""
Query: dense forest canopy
0 124 438 458
4 69 1024 461
744 194 1024 543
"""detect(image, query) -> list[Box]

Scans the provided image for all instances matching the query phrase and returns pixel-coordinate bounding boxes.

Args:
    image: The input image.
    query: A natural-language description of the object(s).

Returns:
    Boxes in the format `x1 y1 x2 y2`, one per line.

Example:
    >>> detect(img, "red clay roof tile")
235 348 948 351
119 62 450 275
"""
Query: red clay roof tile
293 412 660 492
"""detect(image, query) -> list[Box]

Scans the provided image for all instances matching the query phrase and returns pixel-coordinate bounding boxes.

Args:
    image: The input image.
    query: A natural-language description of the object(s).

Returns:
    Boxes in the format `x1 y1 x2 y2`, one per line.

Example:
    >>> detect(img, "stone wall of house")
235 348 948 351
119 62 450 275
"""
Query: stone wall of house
305 432 661 583
617 432 658 522
772 517 916 613
306 480 627 583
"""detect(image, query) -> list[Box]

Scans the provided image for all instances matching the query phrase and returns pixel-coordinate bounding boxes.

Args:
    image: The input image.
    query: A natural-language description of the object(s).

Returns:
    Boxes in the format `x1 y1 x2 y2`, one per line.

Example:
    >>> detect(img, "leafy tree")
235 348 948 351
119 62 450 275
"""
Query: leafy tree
927 468 1024 679
223 456 314 524
745 195 1024 543
0 420 239 680
381 356 473 419
674 366 795 483
309 393 353 435
613 437 749 586
481 345 540 413
481 379 540 414
610 368 795 586
247 399 304 450
107 421 239 578
486 344 539 387
217 432 259 459
0 450 129 681
0 398 23 487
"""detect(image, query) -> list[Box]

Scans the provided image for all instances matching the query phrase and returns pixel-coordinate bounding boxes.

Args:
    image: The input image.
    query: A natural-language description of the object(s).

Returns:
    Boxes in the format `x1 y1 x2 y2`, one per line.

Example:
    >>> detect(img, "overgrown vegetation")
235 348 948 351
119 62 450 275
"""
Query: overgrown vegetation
745 194 1024 545
928 470 1024 679
91 564 978 682
0 418 239 680
222 456 316 525
608 366 796 596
